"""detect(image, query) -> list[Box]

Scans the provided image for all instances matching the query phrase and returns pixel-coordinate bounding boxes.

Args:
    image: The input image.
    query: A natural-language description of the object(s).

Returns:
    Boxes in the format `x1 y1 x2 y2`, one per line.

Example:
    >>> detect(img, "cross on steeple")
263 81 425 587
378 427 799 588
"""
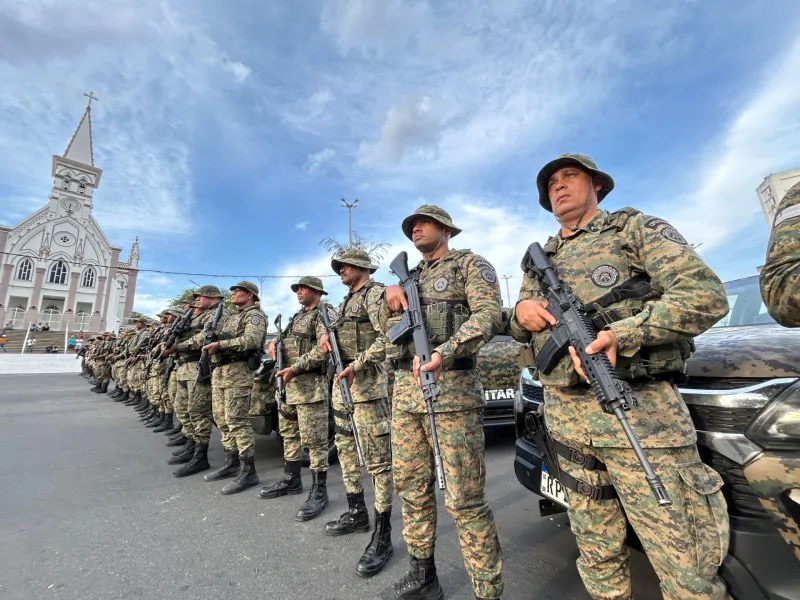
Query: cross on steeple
84 91 99 108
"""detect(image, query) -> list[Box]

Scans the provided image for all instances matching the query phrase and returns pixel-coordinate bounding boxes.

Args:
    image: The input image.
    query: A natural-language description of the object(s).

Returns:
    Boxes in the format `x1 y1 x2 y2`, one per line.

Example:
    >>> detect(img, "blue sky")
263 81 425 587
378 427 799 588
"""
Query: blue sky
2 0 800 329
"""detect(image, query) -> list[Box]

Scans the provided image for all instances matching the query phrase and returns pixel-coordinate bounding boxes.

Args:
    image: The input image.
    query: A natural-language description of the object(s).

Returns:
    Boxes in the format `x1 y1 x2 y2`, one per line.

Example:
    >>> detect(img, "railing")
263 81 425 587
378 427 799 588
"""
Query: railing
21 321 31 354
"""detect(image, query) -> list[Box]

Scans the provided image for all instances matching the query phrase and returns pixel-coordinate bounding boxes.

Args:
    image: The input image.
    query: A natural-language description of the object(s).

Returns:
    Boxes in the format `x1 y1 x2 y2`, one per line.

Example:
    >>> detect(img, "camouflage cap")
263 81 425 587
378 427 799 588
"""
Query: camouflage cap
401 204 462 240
178 291 198 304
291 276 328 295
230 281 260 300
165 307 185 318
196 285 224 298
331 249 379 274
134 315 149 324
536 153 615 212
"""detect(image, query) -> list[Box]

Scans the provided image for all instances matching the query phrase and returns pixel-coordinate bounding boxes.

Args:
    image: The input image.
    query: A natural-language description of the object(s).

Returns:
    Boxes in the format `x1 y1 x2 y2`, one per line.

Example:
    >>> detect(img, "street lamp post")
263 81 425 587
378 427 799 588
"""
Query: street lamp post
340 198 359 246
501 275 513 307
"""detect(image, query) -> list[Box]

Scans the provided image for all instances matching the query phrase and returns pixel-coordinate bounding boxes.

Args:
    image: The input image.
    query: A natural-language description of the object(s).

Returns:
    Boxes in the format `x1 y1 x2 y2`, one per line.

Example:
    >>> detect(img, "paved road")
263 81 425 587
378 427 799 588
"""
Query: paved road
0 374 661 600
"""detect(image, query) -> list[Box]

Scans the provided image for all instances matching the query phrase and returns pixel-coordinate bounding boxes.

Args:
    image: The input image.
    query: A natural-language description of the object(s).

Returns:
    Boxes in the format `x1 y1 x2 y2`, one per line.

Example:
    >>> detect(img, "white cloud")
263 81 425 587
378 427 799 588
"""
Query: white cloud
358 96 441 165
222 57 251 83
140 274 174 287
296 221 309 230
133 293 176 318
282 90 336 133
306 148 336 174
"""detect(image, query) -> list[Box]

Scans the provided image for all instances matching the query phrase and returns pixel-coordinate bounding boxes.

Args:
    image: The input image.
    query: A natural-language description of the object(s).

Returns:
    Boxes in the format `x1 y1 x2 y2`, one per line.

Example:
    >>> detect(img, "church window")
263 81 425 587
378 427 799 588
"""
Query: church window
81 267 96 288
62 176 71 190
78 180 86 194
16 258 33 281
48 260 68 284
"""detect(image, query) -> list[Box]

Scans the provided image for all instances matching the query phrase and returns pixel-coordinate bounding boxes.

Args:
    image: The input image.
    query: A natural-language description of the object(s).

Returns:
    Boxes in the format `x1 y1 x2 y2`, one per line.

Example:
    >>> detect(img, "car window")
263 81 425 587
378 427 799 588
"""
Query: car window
712 276 777 327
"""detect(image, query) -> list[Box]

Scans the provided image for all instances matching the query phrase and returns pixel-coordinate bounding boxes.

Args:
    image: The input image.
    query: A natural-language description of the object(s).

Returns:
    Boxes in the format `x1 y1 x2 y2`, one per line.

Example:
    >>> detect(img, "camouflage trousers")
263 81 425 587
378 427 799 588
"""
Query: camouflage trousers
147 374 169 412
174 377 194 439
392 408 503 599
333 390 393 513
168 370 178 406
279 400 328 472
555 438 730 600
184 380 213 444
743 454 800 561
112 361 127 389
212 385 255 458
128 362 145 393
96 361 111 384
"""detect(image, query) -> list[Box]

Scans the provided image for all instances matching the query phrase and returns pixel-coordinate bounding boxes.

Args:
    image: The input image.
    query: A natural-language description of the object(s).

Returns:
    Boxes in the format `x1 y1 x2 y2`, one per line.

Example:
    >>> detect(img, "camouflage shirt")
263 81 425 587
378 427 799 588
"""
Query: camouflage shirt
316 279 388 402
174 304 229 380
761 181 800 327
211 303 268 387
282 304 328 405
380 249 502 413
510 208 729 447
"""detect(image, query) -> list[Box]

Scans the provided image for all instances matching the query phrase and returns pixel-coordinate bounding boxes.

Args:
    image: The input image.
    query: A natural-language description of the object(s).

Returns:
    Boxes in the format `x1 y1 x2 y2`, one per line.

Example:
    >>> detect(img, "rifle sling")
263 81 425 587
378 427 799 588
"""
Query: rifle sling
391 355 476 372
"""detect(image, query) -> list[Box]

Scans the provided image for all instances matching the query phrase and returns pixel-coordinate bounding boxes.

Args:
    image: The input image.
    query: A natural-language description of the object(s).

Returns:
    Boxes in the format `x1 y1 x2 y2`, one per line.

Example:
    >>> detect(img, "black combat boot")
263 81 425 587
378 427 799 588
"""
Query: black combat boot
173 442 210 477
109 387 122 398
168 434 189 449
258 461 303 499
153 413 173 433
145 412 165 428
324 491 370 536
121 392 135 405
356 509 393 578
168 438 195 463
221 456 259 495
295 470 329 522
380 556 443 600
93 381 109 394
139 406 156 421
165 421 183 436
203 450 240 482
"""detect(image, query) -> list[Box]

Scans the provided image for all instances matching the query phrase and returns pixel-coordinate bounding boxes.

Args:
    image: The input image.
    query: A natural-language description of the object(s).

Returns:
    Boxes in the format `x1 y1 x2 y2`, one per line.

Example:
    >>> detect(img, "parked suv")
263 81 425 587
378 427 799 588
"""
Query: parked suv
513 275 800 600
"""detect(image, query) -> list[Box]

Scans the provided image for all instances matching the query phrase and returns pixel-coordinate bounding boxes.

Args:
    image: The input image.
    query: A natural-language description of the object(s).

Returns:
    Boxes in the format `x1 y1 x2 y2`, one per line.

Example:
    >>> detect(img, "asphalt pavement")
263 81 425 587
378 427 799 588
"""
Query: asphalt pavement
0 374 661 600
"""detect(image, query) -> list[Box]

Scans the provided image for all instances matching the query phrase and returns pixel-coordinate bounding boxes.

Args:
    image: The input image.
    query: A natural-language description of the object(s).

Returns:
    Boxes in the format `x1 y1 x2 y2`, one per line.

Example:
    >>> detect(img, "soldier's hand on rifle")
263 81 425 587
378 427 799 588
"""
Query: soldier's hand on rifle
334 365 355 386
202 341 220 356
319 333 332 354
413 351 443 386
516 300 557 333
276 366 295 384
568 330 619 383
267 341 277 360
385 285 409 311
161 345 177 357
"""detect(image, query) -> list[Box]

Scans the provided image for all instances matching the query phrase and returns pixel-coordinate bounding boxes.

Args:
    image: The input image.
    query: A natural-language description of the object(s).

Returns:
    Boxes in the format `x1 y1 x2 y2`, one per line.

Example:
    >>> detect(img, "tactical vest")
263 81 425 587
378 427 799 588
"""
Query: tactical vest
534 208 694 387
334 280 384 362
283 306 321 368
216 305 267 368
386 251 472 360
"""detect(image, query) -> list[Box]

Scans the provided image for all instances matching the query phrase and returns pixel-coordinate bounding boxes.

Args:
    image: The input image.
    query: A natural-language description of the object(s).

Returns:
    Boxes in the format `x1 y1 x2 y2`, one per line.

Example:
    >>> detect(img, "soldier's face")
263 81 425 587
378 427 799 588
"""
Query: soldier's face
196 295 216 309
296 286 320 306
411 218 449 252
338 264 364 287
167 315 177 324
135 322 145 330
548 167 601 219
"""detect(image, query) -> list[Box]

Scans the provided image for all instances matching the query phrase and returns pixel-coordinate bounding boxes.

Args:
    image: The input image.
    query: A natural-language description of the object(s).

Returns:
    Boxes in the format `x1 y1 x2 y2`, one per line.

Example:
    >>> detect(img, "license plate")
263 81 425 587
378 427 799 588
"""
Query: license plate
540 464 569 508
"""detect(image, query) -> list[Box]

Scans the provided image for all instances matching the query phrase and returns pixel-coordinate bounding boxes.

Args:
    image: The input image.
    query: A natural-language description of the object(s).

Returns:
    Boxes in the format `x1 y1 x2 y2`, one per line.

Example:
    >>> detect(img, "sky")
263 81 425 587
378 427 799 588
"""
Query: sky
1 0 800 330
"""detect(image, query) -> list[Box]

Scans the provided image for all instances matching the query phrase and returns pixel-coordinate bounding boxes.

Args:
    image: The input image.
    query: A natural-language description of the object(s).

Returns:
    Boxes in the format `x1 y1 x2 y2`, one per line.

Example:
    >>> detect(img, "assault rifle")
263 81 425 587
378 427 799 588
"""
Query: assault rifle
273 315 286 411
522 242 671 507
191 301 225 394
158 307 194 386
319 303 365 467
387 251 446 491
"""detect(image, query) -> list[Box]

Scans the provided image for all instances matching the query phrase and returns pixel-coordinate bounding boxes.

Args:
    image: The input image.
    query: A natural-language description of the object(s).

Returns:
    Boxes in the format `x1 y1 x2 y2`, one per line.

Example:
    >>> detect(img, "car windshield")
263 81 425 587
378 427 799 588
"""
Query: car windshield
713 275 777 327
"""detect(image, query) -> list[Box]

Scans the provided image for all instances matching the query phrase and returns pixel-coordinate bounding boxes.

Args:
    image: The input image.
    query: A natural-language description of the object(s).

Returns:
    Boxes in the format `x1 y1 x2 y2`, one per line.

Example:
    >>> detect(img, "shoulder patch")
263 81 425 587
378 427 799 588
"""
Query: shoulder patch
473 259 491 269
251 316 261 325
350 302 360 313
433 277 449 292
645 217 669 229
591 265 620 288
661 227 687 245
481 269 497 284
774 204 800 227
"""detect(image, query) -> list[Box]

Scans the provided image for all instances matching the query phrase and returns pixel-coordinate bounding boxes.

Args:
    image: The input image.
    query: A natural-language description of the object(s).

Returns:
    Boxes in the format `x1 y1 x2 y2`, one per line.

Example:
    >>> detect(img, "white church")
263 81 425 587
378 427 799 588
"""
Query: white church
0 95 139 333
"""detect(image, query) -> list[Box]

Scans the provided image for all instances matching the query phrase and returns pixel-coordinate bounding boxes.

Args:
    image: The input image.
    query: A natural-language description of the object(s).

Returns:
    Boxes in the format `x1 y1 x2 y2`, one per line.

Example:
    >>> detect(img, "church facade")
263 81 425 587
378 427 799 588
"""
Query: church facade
0 99 139 333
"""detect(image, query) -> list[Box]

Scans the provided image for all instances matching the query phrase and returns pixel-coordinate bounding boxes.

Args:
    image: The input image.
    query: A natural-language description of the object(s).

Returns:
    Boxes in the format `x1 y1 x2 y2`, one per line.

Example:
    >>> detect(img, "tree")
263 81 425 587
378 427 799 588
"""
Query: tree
319 231 391 262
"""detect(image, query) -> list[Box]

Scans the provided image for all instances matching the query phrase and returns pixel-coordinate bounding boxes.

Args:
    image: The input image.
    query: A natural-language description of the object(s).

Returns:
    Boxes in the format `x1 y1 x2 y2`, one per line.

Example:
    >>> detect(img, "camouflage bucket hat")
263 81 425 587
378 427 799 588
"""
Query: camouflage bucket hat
331 249 379 274
196 284 224 298
291 276 328 295
401 204 462 240
178 291 198 304
230 280 260 300
536 153 615 212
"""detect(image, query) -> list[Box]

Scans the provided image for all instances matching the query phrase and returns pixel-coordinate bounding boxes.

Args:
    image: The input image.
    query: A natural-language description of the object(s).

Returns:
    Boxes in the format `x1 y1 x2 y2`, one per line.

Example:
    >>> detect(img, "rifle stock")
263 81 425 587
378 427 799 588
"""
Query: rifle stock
191 301 225 394
273 315 286 411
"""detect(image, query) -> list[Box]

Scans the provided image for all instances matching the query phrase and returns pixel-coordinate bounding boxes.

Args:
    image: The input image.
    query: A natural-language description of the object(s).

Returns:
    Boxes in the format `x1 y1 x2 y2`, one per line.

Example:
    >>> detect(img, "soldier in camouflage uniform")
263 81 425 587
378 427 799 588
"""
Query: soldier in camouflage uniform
317 249 394 577
109 328 134 402
90 332 115 393
151 310 180 433
164 294 198 447
194 281 268 494
259 276 331 522
378 205 504 600
510 154 731 600
761 181 800 327
144 313 173 432
164 286 228 477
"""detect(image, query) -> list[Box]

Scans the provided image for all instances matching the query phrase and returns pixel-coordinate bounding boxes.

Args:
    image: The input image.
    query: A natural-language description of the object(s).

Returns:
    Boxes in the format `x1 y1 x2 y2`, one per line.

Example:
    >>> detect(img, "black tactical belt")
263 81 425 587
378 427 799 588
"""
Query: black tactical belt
557 471 618 501
214 356 246 366
391 356 476 372
279 409 297 421
334 423 354 437
552 439 608 471
332 407 350 421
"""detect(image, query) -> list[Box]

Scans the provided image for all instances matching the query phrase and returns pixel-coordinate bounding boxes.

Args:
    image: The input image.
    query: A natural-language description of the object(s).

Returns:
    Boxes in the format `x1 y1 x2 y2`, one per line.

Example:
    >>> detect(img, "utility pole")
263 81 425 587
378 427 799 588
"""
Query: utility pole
501 275 513 307
340 198 359 246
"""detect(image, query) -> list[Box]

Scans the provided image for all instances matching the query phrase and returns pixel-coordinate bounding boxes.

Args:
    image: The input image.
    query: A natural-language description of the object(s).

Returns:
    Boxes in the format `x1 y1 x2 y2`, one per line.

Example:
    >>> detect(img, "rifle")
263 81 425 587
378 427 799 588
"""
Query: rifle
273 315 286 411
319 303 365 467
158 307 195 358
387 251 446 491
522 242 671 507
190 301 225 394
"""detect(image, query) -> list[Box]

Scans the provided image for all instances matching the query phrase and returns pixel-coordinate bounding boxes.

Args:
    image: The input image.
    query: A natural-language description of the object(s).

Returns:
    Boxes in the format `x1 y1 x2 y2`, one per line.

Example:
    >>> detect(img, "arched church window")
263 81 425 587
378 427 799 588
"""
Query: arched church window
62 176 71 190
78 179 86 194
81 267 96 288
48 260 68 284
15 258 33 281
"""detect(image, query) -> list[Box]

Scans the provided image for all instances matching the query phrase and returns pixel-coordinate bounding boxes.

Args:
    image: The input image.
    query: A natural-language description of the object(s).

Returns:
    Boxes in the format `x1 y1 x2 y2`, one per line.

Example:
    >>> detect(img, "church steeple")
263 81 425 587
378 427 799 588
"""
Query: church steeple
63 96 95 166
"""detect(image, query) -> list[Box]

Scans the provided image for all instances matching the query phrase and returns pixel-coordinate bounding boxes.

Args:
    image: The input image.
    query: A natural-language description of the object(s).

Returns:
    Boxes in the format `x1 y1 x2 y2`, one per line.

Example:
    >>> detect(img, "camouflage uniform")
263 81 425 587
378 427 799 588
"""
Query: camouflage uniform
510 154 731 600
760 181 800 327
379 206 504 599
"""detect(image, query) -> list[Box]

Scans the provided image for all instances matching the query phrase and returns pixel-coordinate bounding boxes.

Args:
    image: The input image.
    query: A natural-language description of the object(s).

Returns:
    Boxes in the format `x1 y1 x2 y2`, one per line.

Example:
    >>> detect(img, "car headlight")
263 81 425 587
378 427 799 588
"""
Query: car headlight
746 381 800 451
